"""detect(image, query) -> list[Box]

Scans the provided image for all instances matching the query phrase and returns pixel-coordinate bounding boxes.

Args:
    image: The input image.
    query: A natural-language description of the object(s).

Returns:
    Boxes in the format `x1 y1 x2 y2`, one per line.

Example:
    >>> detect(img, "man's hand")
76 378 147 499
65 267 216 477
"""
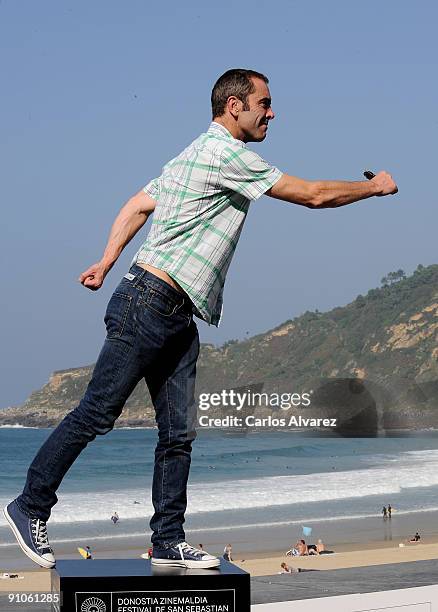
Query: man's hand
371 171 398 196
79 261 110 291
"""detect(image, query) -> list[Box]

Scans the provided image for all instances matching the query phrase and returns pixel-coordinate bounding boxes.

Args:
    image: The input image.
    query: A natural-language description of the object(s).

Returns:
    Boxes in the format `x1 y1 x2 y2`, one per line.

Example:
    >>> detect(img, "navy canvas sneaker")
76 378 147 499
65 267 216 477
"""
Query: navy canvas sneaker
3 500 55 569
151 542 220 569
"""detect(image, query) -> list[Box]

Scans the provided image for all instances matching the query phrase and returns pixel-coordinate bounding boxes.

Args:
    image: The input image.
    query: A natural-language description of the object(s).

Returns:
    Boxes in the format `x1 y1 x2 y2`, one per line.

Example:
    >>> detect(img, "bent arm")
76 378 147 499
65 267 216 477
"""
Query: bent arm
79 189 156 290
266 171 397 209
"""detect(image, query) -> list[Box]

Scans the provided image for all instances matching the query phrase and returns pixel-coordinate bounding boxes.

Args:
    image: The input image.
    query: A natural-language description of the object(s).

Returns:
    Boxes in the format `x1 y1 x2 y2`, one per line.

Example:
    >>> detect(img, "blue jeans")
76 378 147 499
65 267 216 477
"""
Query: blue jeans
17 265 199 548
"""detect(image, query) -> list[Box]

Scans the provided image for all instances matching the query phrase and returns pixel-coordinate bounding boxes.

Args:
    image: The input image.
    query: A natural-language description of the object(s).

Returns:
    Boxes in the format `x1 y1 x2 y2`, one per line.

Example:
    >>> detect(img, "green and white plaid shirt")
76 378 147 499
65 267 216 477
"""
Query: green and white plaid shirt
133 122 283 326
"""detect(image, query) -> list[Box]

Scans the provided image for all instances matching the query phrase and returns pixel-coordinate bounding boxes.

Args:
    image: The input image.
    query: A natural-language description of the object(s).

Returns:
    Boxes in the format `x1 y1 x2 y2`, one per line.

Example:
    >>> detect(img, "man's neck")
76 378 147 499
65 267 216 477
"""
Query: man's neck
213 117 245 142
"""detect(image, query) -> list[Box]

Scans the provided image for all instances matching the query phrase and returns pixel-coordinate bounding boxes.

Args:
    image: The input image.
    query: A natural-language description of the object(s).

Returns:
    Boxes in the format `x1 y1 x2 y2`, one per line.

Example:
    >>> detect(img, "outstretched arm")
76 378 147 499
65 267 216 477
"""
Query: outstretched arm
79 189 156 290
266 171 398 209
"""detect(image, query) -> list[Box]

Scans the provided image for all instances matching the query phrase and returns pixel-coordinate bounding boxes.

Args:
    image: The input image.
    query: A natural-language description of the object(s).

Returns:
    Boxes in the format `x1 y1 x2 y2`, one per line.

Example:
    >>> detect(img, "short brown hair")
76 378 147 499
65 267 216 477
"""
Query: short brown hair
211 69 269 119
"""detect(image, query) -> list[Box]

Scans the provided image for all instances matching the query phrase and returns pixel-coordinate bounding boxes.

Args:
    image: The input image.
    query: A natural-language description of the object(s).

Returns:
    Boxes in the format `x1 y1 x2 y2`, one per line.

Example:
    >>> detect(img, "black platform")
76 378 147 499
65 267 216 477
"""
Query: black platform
51 558 249 612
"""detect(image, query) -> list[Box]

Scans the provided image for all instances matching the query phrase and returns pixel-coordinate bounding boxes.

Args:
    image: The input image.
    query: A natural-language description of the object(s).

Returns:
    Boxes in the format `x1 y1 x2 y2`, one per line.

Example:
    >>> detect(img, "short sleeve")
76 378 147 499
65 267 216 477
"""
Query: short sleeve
143 177 160 200
219 146 283 201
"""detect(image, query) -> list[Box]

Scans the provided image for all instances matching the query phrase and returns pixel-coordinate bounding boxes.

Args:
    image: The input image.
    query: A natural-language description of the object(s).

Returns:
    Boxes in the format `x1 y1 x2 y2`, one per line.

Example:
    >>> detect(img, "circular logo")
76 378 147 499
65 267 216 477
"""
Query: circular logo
80 597 106 612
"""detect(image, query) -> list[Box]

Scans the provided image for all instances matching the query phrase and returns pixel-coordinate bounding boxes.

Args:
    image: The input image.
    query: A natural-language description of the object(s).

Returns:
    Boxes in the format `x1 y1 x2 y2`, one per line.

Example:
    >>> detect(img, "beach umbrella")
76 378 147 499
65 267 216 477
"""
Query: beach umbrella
302 526 312 537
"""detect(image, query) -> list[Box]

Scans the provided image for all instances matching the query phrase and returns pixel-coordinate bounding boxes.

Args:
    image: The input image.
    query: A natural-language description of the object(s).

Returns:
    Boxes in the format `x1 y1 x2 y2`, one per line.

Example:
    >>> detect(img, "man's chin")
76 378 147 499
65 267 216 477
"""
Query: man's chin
251 132 267 143
243 128 268 143
258 125 269 140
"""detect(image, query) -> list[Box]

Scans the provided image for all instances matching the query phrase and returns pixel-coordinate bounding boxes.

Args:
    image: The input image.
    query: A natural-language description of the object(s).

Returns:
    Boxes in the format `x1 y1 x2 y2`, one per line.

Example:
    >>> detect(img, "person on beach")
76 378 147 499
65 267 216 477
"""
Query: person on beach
387 504 392 518
296 540 308 556
382 506 387 519
3 68 398 571
223 544 233 561
279 562 299 574
316 538 334 554
111 511 119 524
409 532 421 543
141 546 153 559
77 545 92 559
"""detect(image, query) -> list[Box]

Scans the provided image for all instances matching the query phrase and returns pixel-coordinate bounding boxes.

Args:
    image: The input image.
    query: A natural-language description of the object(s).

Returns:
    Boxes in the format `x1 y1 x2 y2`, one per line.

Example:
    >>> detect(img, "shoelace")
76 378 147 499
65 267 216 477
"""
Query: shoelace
31 519 51 551
177 542 205 559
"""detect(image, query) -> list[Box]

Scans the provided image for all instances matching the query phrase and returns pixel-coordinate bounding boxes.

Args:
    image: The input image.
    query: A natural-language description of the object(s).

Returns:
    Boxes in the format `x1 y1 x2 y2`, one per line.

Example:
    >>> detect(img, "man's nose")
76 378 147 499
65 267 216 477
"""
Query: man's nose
267 108 275 120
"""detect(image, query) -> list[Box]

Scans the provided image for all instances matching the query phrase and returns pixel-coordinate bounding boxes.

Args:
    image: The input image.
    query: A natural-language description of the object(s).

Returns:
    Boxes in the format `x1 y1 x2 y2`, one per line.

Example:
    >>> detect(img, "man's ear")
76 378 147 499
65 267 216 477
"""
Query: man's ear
226 96 242 119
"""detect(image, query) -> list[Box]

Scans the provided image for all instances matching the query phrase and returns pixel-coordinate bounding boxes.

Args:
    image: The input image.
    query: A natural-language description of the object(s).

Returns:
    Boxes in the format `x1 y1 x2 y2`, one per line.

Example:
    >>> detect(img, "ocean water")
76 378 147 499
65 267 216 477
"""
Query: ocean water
1 428 438 547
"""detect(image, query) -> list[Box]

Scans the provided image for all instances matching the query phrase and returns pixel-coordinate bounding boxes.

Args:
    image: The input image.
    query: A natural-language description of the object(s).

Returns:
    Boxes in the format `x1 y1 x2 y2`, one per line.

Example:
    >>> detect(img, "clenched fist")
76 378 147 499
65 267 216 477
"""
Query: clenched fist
372 171 398 196
78 262 109 291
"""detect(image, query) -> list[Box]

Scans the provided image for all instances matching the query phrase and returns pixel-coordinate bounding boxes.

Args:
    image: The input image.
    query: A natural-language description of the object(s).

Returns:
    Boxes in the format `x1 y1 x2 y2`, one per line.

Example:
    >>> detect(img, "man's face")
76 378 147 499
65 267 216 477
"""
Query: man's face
237 77 275 142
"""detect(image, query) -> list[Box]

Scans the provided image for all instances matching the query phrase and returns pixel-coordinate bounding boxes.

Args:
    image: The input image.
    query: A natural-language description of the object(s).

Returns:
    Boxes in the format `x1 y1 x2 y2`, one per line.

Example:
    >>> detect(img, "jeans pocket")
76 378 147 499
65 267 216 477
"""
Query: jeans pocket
104 292 132 338
143 287 184 318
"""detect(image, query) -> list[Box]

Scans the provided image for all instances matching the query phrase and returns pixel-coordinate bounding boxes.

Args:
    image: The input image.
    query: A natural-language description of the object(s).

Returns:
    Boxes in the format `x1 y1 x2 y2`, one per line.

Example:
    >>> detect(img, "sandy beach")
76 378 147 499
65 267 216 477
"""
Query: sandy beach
235 538 438 576
0 513 438 592
2 540 438 591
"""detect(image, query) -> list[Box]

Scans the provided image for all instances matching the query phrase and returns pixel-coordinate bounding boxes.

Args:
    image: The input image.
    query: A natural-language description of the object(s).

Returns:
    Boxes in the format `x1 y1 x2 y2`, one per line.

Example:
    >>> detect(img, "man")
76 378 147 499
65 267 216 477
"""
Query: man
4 68 397 570
296 539 309 556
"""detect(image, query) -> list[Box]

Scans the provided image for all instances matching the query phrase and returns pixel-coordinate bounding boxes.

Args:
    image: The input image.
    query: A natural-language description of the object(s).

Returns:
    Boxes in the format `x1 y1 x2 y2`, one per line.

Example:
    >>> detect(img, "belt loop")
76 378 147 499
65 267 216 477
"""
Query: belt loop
132 267 147 288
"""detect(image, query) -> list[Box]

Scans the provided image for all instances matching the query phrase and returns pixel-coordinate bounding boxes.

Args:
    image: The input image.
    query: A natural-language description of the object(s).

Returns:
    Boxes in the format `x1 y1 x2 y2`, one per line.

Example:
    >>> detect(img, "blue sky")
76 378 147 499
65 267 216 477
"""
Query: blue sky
1 1 437 407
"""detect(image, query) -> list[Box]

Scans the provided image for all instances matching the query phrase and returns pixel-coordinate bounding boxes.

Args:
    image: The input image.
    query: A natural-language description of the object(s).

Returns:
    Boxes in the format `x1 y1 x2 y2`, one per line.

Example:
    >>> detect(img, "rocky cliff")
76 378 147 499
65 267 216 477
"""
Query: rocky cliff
1 264 437 430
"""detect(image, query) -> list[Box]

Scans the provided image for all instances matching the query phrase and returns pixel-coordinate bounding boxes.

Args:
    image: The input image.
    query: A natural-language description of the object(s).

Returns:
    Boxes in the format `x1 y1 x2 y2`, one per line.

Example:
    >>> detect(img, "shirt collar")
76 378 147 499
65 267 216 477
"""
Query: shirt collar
208 121 242 142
